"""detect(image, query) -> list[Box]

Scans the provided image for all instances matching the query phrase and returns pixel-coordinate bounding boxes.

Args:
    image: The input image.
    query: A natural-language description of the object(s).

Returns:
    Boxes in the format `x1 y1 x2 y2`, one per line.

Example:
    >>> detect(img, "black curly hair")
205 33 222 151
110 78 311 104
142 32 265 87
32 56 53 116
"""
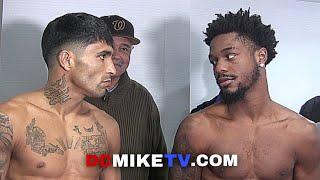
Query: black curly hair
204 9 278 65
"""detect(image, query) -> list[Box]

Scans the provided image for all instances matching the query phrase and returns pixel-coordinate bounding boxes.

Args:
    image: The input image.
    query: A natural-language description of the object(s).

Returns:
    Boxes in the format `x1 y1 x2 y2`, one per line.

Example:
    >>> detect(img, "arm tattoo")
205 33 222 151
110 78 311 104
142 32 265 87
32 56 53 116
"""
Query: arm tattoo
44 74 71 105
170 133 202 180
0 113 13 150
0 112 13 175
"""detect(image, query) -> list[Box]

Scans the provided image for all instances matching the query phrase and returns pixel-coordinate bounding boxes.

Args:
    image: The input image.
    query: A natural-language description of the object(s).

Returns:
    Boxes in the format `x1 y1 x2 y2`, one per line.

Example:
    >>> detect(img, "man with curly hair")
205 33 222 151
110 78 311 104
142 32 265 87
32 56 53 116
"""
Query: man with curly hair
170 9 320 179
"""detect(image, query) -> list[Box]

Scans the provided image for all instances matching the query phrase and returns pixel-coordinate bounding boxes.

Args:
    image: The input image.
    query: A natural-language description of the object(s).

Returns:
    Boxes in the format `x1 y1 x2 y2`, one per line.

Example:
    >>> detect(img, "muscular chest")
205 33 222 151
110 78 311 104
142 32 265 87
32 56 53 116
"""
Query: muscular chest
206 125 295 179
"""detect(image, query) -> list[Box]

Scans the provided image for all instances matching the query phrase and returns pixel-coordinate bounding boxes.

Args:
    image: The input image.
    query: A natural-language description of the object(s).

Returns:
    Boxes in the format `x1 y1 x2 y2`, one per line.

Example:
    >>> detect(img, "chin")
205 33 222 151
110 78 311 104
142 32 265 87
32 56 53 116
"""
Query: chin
221 86 238 94
96 91 106 98
86 89 105 98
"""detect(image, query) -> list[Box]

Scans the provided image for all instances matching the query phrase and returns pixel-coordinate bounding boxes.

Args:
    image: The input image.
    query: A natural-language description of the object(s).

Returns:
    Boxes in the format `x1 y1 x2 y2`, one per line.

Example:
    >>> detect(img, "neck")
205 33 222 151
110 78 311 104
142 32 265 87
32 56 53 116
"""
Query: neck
44 71 85 117
226 74 274 122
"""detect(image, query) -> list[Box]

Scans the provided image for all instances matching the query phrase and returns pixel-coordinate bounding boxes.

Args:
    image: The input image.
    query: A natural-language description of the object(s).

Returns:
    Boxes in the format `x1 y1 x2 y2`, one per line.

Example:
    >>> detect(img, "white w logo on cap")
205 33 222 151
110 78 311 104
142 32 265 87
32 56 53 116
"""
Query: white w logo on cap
112 20 126 31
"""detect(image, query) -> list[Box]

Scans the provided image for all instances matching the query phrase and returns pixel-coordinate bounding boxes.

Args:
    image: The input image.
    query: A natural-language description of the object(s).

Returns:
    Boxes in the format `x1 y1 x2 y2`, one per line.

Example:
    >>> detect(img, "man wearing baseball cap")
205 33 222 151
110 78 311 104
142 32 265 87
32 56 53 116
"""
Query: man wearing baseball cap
85 15 167 180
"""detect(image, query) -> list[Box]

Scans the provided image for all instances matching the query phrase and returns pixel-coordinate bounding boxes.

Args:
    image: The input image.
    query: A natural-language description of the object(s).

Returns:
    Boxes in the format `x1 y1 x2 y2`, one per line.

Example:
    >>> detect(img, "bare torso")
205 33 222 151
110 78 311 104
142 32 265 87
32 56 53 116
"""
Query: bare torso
170 103 320 180
201 112 296 179
0 91 120 179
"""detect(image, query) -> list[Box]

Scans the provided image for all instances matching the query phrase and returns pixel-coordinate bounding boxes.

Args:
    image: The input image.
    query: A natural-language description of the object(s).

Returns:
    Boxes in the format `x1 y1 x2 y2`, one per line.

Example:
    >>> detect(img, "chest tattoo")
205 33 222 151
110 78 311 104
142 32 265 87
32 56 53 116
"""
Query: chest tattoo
26 119 108 156
26 118 64 156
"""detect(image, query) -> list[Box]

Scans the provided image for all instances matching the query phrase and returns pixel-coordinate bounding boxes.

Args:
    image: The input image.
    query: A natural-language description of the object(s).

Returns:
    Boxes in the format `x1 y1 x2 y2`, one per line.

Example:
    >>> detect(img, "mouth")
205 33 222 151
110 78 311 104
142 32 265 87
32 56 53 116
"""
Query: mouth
217 76 236 88
114 63 123 68
101 78 112 86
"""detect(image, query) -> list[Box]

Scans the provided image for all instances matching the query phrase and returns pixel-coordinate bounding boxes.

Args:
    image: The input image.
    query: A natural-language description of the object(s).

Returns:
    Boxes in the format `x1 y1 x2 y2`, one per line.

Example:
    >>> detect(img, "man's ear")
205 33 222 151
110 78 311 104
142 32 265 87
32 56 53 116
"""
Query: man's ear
255 47 268 66
57 50 74 71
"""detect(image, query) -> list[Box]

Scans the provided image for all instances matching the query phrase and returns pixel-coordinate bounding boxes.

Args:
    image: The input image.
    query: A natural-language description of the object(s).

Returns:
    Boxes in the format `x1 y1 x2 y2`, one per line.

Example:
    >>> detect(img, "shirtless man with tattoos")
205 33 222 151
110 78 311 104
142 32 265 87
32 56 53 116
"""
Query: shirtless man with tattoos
170 9 320 179
0 13 120 179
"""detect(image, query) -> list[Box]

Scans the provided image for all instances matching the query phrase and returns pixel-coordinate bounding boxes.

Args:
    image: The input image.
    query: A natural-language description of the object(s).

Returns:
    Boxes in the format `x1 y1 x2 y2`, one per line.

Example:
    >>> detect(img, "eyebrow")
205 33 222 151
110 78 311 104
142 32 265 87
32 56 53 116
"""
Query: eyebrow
97 50 113 56
120 43 131 48
208 46 239 60
220 46 238 53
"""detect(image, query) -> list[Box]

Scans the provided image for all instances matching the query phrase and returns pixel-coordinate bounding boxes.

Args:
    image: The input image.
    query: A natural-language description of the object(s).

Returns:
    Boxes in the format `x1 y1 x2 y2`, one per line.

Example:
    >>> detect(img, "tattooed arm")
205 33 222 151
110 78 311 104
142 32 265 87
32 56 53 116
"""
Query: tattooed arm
169 116 208 180
0 110 14 179
99 118 121 180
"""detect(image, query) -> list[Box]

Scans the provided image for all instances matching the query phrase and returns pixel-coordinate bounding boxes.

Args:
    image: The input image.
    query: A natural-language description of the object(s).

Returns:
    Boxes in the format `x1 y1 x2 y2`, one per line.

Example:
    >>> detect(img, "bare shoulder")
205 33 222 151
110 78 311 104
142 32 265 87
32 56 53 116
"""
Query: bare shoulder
0 90 49 119
83 101 120 154
173 115 205 154
188 103 231 135
0 94 30 124
277 104 320 147
173 104 225 153
179 109 217 139
181 112 210 132
274 104 320 178
289 115 320 146
0 94 34 146
281 106 320 177
281 107 318 137
85 101 117 126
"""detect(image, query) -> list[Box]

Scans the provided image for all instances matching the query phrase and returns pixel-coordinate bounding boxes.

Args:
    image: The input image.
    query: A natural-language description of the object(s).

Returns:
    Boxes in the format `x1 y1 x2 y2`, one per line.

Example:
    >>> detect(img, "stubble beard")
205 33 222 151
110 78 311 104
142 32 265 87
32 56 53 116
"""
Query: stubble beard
221 63 260 105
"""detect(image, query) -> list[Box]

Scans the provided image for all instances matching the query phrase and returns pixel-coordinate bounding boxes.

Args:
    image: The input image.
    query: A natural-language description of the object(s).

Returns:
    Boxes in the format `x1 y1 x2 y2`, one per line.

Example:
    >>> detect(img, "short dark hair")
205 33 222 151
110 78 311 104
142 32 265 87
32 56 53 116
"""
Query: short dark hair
41 12 113 68
204 9 278 65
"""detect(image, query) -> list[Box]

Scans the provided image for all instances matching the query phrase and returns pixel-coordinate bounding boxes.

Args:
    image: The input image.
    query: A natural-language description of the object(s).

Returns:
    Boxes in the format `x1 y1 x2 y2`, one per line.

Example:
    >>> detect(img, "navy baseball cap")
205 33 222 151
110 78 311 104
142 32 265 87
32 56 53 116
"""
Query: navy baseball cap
101 15 140 45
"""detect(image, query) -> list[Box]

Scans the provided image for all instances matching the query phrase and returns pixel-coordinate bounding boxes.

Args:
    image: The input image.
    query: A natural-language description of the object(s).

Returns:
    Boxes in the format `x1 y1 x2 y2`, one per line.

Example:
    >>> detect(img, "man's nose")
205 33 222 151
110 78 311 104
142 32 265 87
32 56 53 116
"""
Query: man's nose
105 56 116 75
112 47 121 60
214 58 228 74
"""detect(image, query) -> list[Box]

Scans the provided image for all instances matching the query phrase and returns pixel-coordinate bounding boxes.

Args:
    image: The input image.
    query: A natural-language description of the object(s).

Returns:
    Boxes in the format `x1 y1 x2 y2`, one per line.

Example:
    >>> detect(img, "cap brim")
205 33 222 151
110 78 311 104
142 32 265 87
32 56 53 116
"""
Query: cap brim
128 37 140 45
113 35 140 45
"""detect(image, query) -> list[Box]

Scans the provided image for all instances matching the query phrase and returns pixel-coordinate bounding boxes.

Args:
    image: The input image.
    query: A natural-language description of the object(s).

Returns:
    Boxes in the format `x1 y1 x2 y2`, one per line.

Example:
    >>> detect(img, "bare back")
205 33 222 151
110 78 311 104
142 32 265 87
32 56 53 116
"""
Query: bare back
170 103 320 180
0 91 120 180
